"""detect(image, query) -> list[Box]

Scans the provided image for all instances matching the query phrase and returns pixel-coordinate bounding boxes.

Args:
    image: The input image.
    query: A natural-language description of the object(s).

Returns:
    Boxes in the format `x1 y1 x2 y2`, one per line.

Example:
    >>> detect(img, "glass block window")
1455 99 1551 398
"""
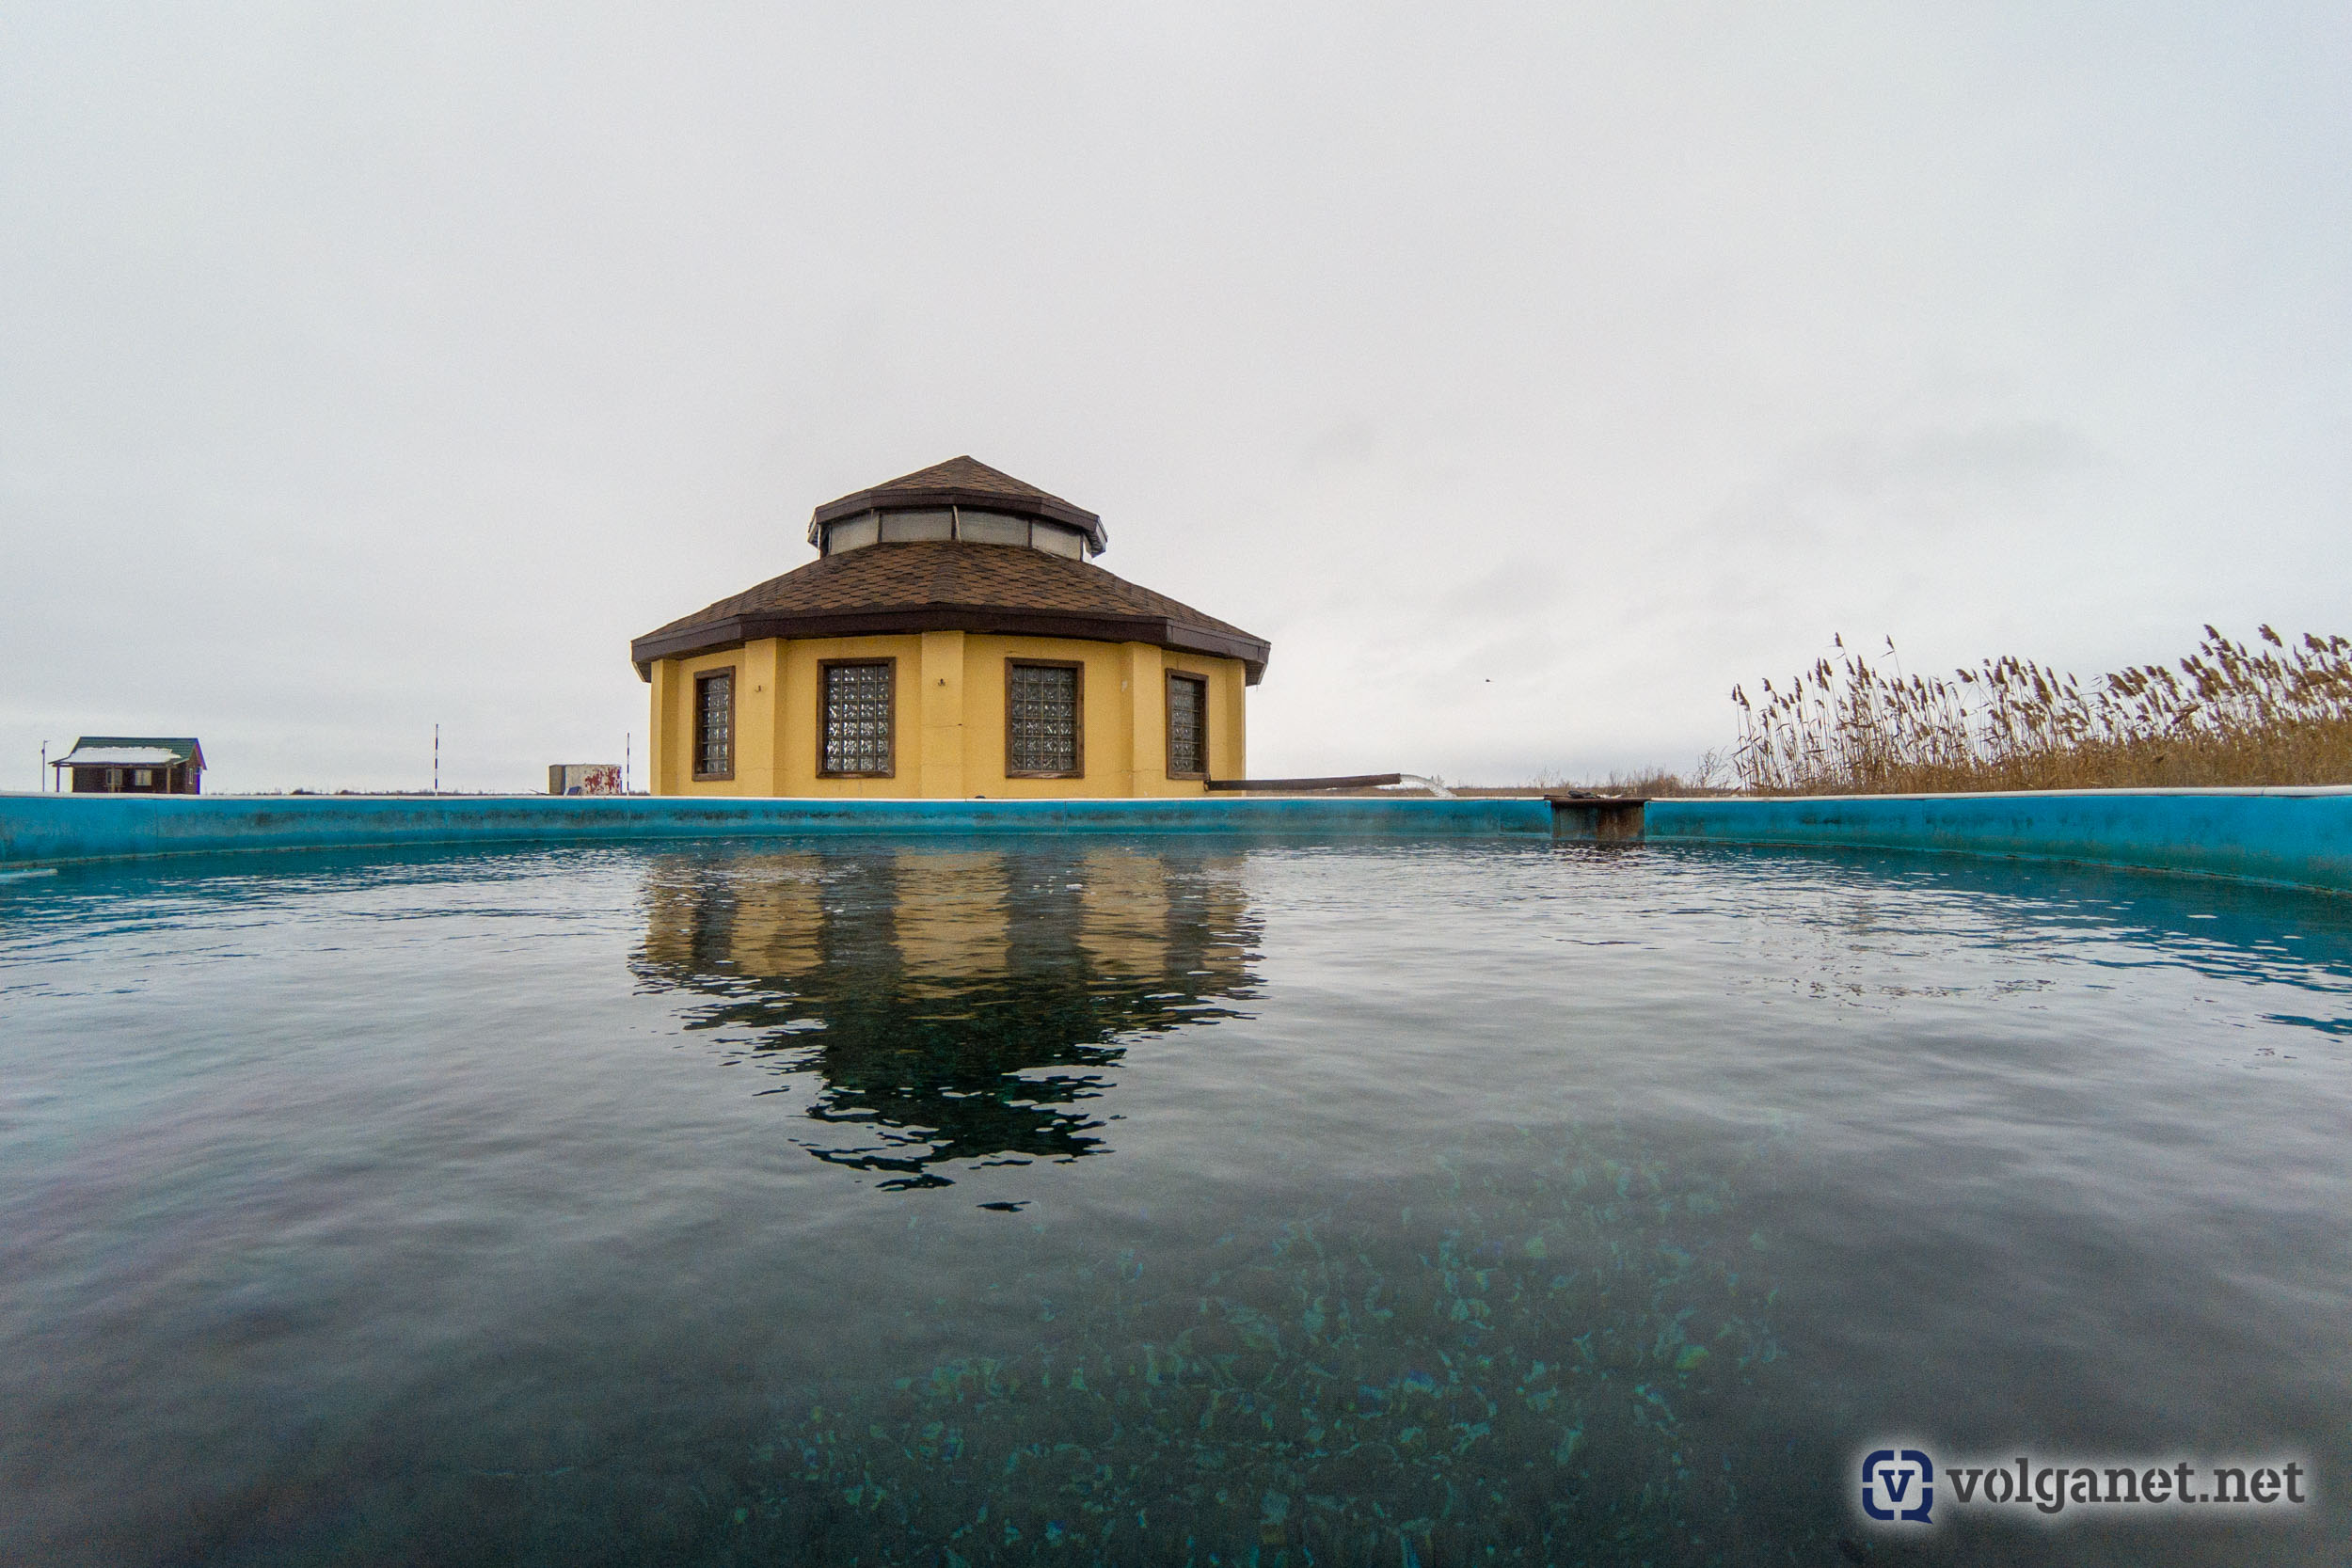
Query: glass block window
1166 673 1206 778
821 661 895 776
694 669 734 778
1007 662 1082 776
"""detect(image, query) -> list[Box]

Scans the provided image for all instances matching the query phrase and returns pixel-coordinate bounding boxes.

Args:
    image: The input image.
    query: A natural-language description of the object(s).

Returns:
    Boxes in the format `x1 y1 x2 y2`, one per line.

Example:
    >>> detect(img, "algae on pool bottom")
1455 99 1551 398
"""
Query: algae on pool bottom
723 1126 1790 1563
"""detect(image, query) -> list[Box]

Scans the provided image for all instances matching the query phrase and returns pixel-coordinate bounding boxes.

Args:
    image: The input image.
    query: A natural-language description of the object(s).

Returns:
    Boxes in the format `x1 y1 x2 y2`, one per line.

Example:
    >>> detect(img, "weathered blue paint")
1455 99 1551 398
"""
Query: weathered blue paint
0 792 1555 867
13 788 2351 891
1646 788 2352 893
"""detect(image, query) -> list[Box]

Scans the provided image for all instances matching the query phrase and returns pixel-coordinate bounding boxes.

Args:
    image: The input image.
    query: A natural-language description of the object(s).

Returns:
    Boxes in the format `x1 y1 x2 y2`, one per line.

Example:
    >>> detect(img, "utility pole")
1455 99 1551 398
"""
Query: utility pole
40 740 47 793
624 733 631 794
433 724 440 795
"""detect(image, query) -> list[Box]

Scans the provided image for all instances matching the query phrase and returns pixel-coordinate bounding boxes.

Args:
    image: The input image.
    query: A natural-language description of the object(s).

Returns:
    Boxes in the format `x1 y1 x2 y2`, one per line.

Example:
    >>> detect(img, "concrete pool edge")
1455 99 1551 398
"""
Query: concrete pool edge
7 788 2351 892
0 793 1556 867
1645 787 2352 894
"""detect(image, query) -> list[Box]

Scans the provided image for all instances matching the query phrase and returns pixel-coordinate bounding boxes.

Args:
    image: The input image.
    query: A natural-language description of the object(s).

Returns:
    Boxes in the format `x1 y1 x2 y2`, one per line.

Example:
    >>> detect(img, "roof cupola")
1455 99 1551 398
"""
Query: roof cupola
635 455 1268 685
807 455 1108 560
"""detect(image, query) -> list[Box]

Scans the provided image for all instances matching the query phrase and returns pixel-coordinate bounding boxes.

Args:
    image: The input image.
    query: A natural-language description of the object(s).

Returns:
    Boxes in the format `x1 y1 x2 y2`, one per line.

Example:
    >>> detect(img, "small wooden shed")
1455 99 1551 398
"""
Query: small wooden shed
52 737 206 795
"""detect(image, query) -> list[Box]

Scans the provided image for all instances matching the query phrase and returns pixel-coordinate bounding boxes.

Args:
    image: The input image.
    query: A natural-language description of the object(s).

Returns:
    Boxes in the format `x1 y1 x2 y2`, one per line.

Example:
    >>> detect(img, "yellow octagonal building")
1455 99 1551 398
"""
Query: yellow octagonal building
631 458 1271 798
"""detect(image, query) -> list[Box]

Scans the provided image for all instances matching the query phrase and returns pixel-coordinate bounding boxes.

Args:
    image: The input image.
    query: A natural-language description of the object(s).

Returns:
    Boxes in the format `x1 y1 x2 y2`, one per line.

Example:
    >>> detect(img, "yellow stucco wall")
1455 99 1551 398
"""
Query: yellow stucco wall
647 632 1248 798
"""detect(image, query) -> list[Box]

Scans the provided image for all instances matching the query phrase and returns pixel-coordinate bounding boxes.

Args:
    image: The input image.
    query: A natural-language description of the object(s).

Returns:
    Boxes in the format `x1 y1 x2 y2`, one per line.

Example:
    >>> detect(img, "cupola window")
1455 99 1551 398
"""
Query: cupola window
878 510 953 543
954 510 1028 546
817 507 1101 560
824 513 880 553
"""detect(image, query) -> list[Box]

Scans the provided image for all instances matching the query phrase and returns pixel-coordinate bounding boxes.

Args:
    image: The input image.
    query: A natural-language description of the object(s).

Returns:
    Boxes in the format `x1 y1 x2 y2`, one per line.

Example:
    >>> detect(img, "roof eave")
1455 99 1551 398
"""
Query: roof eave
56 736 203 766
632 606 1268 684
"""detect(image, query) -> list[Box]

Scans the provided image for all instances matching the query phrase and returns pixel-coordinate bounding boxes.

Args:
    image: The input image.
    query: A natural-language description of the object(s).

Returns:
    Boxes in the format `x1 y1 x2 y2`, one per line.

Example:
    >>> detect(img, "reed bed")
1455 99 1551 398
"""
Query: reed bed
1441 768 1714 799
1731 626 2352 795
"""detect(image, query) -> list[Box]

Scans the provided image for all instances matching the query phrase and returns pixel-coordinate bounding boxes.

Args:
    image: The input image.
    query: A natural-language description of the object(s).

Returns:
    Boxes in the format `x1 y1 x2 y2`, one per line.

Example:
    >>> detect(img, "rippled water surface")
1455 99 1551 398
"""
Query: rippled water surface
3 838 2349 1566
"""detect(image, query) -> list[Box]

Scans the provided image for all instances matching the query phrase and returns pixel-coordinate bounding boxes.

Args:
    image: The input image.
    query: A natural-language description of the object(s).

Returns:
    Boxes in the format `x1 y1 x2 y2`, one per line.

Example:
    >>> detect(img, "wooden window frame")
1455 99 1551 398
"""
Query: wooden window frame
817 657 898 779
692 665 738 782
1004 657 1086 779
1165 671 1209 780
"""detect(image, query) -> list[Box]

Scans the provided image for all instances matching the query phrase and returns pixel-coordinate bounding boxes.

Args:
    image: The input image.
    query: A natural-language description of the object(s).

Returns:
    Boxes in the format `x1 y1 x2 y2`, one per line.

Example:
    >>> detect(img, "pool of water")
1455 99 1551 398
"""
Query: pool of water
2 838 2348 1566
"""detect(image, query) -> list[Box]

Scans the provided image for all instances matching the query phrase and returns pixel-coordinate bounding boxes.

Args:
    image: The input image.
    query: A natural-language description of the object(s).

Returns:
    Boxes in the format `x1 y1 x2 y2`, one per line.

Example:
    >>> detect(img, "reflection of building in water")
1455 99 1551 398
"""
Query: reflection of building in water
1078 850 1171 977
893 852 1010 995
632 848 1259 1188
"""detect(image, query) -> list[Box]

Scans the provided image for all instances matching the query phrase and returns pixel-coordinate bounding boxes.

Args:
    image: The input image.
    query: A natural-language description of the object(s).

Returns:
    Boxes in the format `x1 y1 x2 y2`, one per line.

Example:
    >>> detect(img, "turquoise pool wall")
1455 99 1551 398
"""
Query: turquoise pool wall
0 792 1554 867
1646 787 2352 893
8 789 2352 892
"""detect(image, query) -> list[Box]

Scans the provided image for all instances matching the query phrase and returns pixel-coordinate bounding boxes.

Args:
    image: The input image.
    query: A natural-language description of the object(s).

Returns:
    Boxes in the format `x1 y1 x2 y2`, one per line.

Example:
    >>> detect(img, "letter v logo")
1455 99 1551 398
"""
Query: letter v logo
1860 1447 1936 1525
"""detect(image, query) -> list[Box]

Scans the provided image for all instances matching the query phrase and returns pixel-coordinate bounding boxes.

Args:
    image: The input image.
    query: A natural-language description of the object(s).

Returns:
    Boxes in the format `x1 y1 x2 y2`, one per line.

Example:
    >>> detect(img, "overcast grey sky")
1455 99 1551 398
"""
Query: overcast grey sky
4 3 2346 792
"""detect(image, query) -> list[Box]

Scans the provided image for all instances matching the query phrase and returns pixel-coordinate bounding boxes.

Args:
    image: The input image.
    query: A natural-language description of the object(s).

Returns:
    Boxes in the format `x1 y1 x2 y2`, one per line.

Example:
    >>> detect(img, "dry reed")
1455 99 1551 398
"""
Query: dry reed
1730 626 2352 794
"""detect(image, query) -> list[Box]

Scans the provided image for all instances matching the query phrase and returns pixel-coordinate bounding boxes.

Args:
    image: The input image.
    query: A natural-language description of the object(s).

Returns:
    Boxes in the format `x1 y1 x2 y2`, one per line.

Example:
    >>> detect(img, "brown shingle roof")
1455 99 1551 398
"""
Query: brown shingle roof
861 456 1065 506
807 456 1107 552
631 542 1271 683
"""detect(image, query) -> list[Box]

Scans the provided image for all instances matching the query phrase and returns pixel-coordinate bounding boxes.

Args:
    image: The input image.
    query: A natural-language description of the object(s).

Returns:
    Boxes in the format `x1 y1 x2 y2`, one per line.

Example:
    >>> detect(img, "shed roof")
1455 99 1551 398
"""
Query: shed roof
55 736 204 768
807 456 1108 553
632 541 1270 683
